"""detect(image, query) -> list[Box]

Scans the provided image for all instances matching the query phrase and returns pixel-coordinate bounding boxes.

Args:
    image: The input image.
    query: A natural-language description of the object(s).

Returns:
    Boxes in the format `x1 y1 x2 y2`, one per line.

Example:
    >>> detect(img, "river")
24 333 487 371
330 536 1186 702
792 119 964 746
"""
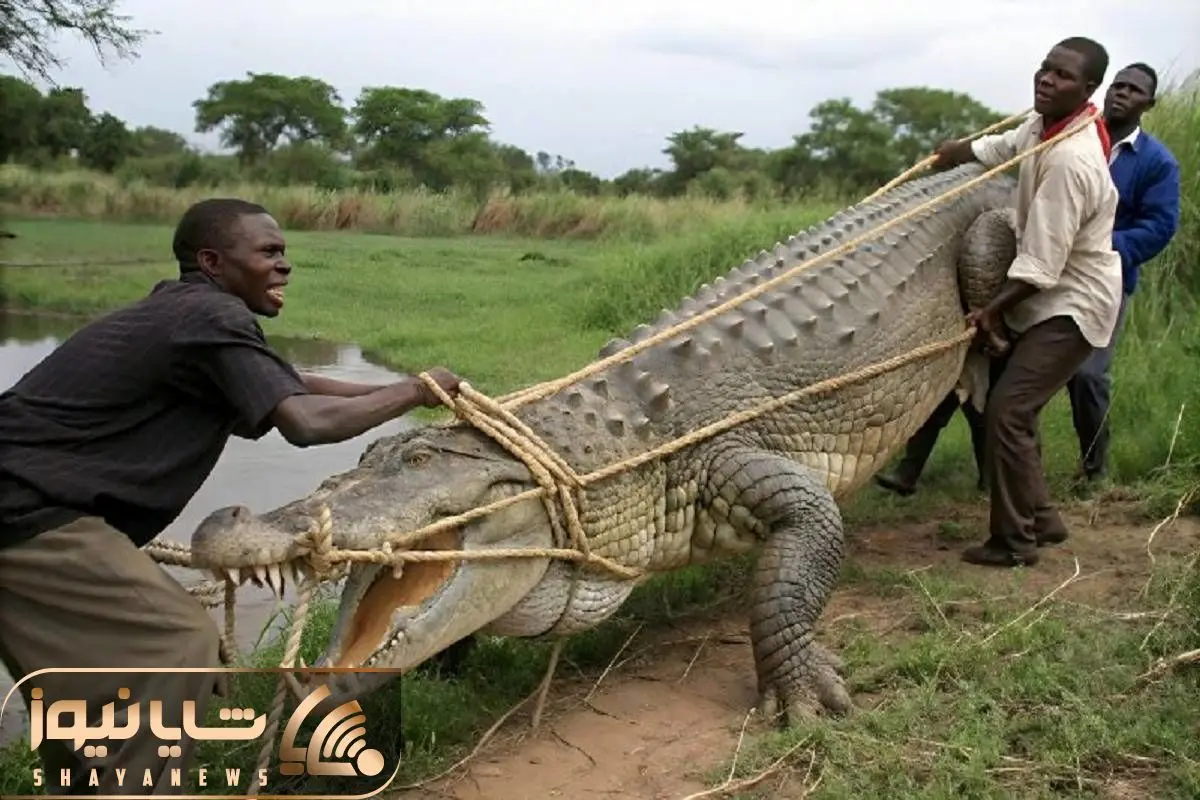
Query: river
0 310 416 745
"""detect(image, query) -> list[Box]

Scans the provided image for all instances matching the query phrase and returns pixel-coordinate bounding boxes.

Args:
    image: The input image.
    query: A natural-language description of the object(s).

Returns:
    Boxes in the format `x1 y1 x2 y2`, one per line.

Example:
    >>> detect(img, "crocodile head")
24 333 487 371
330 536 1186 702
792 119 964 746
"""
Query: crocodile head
190 423 554 700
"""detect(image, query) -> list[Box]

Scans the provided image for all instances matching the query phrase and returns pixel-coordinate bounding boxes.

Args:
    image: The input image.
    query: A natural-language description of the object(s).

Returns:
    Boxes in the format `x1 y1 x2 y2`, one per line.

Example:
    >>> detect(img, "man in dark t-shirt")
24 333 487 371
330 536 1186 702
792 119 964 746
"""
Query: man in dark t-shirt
0 198 464 794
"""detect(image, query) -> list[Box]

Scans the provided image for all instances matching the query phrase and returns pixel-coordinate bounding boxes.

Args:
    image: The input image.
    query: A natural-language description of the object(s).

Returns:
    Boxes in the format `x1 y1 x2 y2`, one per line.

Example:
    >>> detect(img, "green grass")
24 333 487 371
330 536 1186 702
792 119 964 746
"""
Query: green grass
706 555 1200 799
0 161 835 243
0 83 1197 796
0 219 618 392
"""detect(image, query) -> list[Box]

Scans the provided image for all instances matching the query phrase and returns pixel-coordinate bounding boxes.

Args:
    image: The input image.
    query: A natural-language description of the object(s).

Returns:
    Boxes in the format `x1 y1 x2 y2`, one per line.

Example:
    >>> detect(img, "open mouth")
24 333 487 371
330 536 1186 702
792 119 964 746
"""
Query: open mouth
265 286 285 307
330 525 462 669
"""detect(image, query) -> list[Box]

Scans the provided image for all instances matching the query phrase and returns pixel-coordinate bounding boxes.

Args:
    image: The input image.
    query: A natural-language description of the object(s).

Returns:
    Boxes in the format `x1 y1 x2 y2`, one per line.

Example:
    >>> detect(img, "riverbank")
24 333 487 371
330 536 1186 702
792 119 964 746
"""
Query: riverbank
1 191 1197 795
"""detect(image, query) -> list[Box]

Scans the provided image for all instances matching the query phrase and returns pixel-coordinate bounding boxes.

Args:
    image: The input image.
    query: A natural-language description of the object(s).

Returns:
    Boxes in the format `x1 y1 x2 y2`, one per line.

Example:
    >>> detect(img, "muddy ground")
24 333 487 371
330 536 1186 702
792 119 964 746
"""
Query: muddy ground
392 500 1200 800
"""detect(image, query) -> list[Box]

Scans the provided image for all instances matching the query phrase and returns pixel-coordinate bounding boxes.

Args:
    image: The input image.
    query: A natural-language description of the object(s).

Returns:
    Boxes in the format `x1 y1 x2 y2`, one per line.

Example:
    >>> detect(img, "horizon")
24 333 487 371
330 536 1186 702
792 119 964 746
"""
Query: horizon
3 0 1198 179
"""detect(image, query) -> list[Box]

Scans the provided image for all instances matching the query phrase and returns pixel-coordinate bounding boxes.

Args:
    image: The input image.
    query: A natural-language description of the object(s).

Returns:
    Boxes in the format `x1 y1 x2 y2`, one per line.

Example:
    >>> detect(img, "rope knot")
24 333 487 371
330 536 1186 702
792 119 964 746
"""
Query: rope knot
299 503 337 580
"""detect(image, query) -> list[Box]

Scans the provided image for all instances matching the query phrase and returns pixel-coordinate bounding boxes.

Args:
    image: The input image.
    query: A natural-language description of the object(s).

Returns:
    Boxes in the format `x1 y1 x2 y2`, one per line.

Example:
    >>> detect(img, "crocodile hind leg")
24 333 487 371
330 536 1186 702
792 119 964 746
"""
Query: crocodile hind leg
703 441 851 725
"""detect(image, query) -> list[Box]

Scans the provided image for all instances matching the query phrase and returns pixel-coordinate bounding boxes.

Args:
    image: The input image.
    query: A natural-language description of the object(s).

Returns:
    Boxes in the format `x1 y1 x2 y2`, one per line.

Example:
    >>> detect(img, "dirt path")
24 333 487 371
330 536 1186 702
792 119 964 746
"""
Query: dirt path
394 502 1200 800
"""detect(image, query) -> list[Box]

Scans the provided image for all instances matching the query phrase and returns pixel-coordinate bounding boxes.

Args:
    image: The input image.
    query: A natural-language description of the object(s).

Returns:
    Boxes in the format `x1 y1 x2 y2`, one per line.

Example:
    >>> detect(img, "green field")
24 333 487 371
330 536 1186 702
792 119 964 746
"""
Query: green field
2 196 1199 797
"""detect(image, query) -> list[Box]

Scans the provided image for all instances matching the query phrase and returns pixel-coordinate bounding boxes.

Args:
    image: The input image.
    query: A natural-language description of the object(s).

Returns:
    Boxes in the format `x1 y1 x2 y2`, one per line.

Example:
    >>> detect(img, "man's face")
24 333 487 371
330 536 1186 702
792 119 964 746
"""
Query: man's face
198 213 291 318
1033 46 1097 119
1104 67 1155 125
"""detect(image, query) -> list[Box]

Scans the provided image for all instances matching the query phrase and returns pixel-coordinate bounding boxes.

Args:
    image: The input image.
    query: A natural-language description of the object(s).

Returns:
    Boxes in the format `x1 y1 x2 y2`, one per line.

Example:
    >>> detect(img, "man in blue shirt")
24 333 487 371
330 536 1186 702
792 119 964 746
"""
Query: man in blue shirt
1067 62 1181 484
874 60 1180 498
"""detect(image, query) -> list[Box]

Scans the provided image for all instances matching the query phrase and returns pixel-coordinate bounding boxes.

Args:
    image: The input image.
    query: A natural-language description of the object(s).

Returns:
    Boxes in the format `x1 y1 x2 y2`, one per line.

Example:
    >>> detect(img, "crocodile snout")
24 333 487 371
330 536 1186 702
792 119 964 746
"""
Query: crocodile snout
190 503 312 598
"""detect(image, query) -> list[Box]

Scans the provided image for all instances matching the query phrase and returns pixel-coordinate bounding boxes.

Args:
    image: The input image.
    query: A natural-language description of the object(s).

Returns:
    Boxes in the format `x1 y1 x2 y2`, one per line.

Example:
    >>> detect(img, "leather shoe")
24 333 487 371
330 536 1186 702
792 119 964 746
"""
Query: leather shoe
874 472 916 497
962 543 1039 567
1036 528 1068 547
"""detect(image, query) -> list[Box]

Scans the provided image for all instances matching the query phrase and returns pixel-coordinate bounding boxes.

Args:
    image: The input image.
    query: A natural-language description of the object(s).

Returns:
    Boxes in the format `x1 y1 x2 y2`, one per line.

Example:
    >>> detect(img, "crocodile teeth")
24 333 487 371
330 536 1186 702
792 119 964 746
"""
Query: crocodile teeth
225 567 241 585
268 564 285 597
251 565 268 587
290 562 304 584
392 562 404 579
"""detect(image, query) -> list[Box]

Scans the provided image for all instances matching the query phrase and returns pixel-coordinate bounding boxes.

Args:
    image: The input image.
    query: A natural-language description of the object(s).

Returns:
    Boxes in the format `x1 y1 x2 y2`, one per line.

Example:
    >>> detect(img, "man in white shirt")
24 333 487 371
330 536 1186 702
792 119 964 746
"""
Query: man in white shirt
931 36 1123 567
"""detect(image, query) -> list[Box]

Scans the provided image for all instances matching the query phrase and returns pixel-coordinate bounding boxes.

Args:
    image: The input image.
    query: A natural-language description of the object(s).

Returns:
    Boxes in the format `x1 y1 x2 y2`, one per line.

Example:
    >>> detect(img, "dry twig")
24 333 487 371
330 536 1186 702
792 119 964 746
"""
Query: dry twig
394 683 543 791
582 623 643 704
678 632 711 683
1135 647 1200 685
678 731 816 800
975 558 1083 647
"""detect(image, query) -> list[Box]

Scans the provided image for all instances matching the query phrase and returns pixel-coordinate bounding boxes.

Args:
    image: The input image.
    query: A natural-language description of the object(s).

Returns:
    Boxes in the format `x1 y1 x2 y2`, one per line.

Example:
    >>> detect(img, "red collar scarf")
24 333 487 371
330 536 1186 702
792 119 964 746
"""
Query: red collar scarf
1041 101 1112 160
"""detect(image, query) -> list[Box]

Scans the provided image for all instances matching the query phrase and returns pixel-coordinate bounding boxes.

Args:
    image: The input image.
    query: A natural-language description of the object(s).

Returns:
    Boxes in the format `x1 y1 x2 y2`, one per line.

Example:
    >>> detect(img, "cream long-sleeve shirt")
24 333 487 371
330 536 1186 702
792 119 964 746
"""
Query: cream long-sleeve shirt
970 112 1124 349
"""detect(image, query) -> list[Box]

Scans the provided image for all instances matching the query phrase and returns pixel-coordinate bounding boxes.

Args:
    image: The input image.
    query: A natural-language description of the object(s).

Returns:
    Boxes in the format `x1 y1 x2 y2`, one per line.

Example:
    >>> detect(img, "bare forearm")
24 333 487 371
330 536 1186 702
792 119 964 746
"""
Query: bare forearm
932 139 979 171
271 378 430 446
300 373 388 397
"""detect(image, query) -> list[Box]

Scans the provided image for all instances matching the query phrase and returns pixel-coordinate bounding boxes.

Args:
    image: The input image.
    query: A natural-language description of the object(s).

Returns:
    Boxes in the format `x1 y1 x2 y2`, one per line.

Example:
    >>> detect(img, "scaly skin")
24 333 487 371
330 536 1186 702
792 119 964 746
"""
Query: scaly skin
187 163 1019 724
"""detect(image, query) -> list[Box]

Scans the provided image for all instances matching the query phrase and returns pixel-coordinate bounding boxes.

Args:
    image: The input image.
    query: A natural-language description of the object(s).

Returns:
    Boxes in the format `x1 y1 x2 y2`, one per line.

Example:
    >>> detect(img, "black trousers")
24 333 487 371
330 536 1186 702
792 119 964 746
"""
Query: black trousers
984 316 1093 552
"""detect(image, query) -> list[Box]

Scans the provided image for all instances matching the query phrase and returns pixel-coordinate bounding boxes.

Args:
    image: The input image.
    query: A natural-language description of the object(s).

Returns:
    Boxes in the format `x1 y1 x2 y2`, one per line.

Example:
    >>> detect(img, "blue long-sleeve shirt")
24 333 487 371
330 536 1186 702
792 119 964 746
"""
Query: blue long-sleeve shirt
1109 129 1181 295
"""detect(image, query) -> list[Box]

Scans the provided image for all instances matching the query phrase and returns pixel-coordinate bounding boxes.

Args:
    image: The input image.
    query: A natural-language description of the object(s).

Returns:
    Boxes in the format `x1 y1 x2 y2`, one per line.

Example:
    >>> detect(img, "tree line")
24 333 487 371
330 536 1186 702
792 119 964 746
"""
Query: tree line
2 0 1013 205
0 71 1014 202
2 4 1013 202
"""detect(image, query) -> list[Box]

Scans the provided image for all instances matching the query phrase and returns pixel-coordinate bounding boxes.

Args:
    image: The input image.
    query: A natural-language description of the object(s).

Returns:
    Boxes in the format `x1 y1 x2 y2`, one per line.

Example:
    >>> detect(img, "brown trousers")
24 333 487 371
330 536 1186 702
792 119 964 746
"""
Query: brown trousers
984 316 1095 552
0 517 221 796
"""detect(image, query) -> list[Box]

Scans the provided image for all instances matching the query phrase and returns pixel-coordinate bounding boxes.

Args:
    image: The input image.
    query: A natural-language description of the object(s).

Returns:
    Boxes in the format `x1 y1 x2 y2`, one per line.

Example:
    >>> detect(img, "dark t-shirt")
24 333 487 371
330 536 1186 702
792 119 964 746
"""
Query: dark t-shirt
0 273 310 549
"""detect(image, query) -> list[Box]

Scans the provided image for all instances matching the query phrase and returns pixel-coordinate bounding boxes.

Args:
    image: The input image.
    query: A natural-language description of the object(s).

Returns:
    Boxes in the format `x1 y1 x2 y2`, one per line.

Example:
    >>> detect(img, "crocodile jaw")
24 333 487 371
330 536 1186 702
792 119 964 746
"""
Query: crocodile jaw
190 504 313 594
309 490 554 701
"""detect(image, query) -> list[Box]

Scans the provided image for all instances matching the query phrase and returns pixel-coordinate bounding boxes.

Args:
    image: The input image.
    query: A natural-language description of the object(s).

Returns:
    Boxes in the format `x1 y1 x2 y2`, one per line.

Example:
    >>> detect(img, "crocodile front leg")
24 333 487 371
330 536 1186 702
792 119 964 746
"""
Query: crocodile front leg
702 441 852 725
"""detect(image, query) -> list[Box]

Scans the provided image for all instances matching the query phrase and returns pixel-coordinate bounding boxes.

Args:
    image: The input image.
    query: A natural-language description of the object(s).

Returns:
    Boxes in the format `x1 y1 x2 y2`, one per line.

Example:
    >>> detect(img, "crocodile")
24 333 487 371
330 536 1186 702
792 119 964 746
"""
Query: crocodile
188 161 1018 725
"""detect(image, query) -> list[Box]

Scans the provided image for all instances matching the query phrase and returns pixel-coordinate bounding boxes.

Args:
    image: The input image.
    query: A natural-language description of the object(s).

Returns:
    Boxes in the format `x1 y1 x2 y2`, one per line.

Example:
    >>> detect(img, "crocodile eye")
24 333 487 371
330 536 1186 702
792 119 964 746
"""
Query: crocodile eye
404 450 432 468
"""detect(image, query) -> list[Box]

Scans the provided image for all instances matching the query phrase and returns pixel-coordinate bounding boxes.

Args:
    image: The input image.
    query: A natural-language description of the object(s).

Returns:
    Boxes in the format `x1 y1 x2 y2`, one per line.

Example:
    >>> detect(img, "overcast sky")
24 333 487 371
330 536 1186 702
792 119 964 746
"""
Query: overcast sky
8 0 1199 178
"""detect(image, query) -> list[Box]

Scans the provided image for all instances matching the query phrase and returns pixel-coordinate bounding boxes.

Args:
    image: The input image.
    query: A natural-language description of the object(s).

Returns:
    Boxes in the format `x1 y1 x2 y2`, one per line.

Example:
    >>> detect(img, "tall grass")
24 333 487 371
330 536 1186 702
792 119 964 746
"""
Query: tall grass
1097 78 1200 490
0 163 820 242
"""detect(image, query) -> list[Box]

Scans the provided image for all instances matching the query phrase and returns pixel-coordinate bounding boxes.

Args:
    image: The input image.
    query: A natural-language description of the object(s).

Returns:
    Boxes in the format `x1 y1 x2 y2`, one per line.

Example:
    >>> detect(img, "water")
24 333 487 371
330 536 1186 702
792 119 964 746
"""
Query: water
0 310 417 744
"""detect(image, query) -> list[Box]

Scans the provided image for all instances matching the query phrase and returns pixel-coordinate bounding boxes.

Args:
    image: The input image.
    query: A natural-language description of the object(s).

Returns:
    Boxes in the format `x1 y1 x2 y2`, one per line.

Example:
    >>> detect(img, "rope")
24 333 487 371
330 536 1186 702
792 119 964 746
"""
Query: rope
860 108 1034 203
487 109 1085 416
247 508 331 797
147 107 1097 759
333 106 1100 565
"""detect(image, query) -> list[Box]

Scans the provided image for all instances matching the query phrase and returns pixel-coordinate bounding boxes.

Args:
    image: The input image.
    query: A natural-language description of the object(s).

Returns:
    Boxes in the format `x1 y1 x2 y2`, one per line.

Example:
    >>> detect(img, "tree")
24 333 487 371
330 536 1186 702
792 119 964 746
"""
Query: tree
661 126 746 195
492 142 537 192
0 75 42 162
787 98 904 196
79 111 133 171
38 86 92 158
351 86 490 181
193 72 349 165
352 87 489 164
0 0 152 81
871 87 1008 167
130 125 189 157
612 167 664 197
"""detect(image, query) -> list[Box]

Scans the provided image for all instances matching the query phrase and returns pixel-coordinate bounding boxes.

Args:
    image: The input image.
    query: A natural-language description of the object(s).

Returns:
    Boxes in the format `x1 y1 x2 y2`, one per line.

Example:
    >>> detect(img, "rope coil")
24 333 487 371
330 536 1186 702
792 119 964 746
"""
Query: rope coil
151 106 1097 770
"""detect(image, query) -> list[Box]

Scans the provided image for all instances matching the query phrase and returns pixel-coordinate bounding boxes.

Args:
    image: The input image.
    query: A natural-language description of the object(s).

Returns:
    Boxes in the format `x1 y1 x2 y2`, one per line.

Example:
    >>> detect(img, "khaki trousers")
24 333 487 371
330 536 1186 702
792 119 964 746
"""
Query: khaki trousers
0 516 221 795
